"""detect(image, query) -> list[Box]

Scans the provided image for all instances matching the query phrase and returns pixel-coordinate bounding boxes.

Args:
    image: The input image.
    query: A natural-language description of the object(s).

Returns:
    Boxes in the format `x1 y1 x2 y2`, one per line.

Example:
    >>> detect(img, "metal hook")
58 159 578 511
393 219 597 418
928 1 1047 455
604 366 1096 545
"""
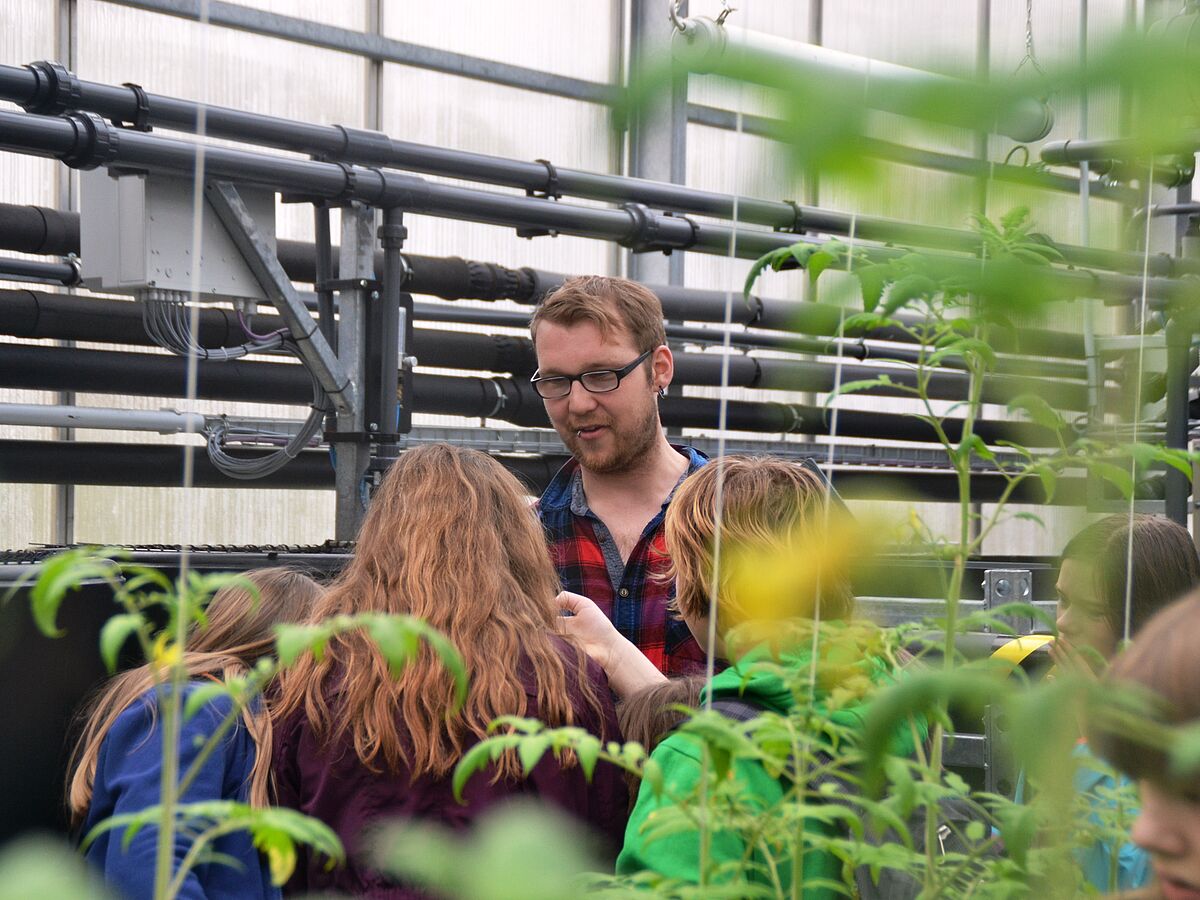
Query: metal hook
668 0 687 33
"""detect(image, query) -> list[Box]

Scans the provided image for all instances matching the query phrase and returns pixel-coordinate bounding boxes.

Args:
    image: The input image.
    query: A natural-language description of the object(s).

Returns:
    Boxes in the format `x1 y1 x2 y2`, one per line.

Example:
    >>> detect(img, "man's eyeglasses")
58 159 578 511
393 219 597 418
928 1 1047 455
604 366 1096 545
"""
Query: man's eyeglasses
530 349 653 400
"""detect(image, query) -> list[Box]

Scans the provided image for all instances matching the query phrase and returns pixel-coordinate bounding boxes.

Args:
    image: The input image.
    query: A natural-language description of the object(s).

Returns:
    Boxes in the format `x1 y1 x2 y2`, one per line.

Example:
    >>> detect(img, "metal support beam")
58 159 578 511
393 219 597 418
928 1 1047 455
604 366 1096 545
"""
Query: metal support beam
204 181 353 414
1165 314 1196 525
627 0 687 286
333 203 375 540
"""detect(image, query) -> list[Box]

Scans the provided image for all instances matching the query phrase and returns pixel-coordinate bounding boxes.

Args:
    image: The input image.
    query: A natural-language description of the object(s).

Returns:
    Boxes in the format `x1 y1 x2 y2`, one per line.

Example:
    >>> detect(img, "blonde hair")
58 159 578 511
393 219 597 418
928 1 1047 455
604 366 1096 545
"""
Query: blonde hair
269 443 605 781
530 275 666 354
66 567 323 827
665 456 855 629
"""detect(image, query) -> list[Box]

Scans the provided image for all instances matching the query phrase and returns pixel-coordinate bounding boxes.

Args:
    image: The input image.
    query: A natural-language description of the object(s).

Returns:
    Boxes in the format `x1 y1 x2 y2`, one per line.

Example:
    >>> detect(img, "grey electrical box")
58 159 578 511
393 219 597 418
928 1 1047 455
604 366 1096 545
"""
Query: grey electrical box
80 169 276 302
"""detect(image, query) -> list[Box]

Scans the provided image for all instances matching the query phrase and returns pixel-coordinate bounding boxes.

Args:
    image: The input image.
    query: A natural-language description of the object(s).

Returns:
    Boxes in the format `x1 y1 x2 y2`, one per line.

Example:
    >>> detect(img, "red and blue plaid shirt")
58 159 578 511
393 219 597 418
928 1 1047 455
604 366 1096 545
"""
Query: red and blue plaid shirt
538 446 709 677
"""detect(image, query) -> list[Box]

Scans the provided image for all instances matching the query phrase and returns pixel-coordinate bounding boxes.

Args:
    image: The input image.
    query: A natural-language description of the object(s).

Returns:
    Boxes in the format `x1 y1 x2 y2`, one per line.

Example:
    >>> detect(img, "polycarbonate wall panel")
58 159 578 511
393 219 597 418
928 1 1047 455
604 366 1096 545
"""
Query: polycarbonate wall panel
382 0 618 83
378 62 620 435
48 2 373 545
0 0 61 548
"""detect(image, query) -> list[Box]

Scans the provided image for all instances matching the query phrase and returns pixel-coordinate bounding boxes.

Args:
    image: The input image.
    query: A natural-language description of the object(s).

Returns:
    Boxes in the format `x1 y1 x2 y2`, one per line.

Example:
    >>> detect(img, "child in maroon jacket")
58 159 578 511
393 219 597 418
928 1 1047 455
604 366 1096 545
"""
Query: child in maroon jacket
270 444 627 897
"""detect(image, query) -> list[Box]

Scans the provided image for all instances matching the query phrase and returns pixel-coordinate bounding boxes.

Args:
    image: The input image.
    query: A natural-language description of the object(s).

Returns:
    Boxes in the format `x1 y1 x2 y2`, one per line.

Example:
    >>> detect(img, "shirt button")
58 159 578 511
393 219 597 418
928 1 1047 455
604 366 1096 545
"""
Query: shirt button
618 588 629 597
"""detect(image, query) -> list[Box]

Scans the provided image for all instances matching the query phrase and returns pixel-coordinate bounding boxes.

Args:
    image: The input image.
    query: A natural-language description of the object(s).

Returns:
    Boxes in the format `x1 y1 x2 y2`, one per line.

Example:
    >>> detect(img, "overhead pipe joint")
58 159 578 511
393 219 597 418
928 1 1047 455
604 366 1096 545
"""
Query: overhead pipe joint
670 16 1053 143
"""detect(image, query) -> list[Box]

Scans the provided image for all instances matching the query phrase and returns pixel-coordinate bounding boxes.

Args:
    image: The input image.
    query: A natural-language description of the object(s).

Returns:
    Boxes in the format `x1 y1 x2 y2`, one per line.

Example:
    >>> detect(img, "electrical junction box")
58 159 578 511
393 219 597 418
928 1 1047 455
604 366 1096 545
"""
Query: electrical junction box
80 169 276 303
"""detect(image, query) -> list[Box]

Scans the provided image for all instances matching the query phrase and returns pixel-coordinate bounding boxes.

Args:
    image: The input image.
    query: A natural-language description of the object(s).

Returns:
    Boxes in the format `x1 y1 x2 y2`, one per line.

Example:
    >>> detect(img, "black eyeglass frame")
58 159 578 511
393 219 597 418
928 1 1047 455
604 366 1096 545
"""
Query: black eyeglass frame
529 348 655 400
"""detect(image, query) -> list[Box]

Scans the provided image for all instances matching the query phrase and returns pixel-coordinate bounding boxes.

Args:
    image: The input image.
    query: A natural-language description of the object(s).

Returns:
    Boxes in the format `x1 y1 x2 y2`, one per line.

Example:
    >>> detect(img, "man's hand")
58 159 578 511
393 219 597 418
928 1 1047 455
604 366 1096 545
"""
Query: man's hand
555 591 623 671
555 590 667 698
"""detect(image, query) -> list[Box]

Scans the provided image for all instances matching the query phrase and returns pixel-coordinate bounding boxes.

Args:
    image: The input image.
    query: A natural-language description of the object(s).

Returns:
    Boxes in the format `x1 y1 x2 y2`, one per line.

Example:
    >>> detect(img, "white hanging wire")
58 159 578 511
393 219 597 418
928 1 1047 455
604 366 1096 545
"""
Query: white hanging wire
178 0 212 595
703 69 745 713
1124 160 1157 644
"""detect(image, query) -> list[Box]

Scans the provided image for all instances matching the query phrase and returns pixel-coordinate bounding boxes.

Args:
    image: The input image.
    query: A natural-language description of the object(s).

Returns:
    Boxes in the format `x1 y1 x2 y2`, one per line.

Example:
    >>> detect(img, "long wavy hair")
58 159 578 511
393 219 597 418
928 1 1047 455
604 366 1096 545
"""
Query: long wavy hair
269 443 603 781
66 567 323 827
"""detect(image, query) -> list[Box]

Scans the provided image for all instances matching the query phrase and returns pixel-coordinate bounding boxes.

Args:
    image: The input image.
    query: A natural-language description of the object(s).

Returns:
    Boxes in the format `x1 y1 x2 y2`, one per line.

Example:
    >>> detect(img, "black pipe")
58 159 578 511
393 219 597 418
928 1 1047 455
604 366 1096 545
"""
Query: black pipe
0 61 1176 279
0 290 1090 409
0 438 1153 505
1043 134 1200 167
0 343 1066 446
0 256 78 286
0 110 1188 309
0 204 1091 360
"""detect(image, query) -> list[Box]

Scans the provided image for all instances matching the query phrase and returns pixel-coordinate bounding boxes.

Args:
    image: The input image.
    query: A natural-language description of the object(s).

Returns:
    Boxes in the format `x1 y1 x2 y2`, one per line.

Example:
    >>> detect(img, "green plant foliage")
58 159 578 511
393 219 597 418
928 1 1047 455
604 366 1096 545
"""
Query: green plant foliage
369 802 606 900
0 836 114 900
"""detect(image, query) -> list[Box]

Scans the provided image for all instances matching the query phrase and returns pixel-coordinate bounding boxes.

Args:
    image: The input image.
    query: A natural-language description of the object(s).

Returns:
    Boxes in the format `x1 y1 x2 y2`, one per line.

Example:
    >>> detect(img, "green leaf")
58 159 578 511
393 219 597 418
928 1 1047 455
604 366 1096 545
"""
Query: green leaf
576 737 600 782
1012 511 1045 528
453 740 501 803
1088 460 1136 499
965 820 986 843
826 375 895 404
807 250 835 283
184 681 233 722
29 549 116 638
855 264 891 313
1030 464 1058 503
881 274 937 317
99 613 142 674
958 434 996 466
517 735 552 776
743 246 794 298
274 623 316 667
1007 394 1066 432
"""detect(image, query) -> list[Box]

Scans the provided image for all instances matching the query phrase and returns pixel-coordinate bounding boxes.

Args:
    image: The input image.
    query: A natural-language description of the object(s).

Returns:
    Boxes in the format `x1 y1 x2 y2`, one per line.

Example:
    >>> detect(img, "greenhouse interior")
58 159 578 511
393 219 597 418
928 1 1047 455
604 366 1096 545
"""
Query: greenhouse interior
3 1 1200 897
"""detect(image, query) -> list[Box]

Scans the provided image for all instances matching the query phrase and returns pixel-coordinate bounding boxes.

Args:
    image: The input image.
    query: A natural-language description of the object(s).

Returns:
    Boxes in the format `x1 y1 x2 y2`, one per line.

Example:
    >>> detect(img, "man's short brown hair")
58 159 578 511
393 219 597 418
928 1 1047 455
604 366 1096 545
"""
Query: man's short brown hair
530 275 666 353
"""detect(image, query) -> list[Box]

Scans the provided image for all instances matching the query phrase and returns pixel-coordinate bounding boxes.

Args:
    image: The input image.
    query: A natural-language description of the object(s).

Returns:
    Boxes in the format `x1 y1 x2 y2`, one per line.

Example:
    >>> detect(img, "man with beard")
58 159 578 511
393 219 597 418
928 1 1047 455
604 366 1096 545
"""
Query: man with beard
531 276 707 677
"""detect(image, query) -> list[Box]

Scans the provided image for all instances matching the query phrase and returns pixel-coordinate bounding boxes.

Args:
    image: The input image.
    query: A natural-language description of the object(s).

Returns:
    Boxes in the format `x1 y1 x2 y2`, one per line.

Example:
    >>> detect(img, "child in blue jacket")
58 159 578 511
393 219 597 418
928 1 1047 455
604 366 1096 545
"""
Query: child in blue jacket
67 567 321 900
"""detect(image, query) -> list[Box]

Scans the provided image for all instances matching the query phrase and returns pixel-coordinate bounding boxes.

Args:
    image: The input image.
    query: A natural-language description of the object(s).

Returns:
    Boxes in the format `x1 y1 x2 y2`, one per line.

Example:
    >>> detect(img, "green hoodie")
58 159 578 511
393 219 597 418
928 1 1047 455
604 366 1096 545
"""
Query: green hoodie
616 645 917 896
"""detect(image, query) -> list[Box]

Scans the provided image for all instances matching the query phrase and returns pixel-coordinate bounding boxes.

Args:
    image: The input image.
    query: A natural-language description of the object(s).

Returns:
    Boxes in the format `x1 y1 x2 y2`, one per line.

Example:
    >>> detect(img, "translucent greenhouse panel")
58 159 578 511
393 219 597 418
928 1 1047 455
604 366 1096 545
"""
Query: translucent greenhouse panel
382 0 618 83
77 0 370 247
0 0 62 549
71 486 334 546
58 3 374 543
379 62 618 435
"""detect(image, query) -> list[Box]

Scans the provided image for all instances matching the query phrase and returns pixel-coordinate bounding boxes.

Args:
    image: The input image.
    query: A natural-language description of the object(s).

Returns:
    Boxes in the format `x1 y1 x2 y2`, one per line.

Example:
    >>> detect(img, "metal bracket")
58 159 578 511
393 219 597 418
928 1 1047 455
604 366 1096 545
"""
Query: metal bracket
205 180 355 416
982 569 1034 634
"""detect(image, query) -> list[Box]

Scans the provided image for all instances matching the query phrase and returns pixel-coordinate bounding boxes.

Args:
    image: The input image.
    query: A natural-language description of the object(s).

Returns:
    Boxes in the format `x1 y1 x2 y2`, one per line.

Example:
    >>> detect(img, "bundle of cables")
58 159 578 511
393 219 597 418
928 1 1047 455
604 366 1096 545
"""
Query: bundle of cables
139 289 329 479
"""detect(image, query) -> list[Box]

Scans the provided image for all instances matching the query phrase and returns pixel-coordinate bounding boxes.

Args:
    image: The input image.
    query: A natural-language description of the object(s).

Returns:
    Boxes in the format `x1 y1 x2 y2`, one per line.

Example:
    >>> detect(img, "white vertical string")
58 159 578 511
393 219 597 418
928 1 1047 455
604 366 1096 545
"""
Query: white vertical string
1125 162 1156 644
178 0 212 596
703 60 745 712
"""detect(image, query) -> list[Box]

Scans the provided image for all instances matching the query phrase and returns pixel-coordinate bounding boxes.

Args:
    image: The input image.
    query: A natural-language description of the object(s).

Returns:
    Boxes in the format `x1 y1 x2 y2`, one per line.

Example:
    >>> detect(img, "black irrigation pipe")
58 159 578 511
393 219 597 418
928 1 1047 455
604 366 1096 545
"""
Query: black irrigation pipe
0 256 1090 380
0 62 1167 277
0 437 1126 505
405 300 1091 381
0 109 1192 311
0 290 1090 409
0 343 1066 447
0 202 1093 361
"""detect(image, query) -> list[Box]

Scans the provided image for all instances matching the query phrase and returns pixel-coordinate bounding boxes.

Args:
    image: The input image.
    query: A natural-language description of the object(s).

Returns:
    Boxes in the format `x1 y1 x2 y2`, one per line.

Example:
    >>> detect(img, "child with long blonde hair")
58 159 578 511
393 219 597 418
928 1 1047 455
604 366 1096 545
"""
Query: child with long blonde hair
69 567 322 900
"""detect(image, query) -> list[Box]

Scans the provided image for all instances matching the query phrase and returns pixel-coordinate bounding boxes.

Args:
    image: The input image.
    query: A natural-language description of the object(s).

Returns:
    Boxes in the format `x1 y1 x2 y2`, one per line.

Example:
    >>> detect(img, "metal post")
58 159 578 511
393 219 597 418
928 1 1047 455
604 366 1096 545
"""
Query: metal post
51 0 77 546
1165 314 1194 525
334 203 375 540
627 0 687 286
981 567 1032 797
378 208 411 438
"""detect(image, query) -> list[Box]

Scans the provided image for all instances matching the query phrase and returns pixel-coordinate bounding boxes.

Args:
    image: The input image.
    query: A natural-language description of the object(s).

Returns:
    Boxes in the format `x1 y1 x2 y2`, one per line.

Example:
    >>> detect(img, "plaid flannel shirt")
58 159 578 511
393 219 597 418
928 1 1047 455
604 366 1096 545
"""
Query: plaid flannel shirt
538 445 709 677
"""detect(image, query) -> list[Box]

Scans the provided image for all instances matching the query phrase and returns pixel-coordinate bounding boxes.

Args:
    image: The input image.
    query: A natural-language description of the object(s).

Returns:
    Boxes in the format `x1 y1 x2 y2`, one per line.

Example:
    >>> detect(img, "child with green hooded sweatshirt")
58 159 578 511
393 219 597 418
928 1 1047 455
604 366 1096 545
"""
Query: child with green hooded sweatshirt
556 455 921 895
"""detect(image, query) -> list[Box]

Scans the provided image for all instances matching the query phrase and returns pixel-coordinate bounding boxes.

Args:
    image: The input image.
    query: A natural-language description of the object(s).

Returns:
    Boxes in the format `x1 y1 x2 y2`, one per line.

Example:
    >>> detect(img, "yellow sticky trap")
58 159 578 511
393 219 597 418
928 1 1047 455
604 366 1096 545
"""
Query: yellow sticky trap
990 634 1054 668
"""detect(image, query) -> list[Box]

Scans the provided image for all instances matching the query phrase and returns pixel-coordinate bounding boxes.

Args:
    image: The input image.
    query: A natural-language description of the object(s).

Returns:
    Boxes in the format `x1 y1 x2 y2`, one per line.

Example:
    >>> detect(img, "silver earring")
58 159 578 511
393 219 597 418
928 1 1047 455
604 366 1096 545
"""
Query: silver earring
658 387 668 398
